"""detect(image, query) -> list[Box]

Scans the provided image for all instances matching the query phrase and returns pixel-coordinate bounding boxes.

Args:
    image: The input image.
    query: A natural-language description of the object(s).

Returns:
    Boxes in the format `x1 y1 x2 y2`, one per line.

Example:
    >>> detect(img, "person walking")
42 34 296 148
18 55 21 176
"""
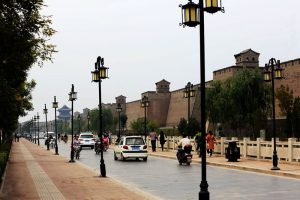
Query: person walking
194 131 202 157
159 131 166 151
149 129 157 152
206 130 216 157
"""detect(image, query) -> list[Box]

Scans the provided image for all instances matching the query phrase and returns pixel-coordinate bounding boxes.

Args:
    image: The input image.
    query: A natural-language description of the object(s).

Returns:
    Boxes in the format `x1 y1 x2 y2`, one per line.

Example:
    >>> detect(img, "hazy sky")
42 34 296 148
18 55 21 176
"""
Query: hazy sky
20 0 300 122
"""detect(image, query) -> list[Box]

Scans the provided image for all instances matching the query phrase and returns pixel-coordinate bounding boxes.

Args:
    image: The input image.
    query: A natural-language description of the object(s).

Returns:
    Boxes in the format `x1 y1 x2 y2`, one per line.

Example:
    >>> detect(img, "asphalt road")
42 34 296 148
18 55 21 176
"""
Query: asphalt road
48 140 300 200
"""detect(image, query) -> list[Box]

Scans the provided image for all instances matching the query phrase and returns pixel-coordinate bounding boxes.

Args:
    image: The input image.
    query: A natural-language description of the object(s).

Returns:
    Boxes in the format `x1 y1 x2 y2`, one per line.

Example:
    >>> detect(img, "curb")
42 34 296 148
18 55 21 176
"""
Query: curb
148 153 300 180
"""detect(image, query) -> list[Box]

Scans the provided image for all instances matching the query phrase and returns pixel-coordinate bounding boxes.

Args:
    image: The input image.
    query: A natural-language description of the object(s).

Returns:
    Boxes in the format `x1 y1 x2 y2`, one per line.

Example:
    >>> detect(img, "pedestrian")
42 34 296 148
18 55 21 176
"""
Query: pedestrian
159 131 166 151
206 130 216 157
108 130 112 144
194 131 202 157
149 129 157 152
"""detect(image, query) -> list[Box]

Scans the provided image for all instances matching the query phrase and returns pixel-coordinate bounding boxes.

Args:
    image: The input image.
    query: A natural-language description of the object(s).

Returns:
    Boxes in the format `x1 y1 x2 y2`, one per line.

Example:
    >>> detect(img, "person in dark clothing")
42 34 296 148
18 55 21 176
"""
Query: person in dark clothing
159 131 166 151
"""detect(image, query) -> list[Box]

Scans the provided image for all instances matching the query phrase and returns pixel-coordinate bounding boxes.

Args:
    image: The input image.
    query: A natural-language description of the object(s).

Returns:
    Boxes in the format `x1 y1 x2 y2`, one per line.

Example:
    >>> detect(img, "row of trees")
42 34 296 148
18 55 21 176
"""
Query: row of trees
206 68 300 139
0 1 56 141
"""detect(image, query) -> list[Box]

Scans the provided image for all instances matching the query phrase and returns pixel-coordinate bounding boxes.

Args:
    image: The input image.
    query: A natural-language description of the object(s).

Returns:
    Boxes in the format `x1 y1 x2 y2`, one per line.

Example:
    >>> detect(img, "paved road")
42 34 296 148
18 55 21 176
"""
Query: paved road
49 140 300 200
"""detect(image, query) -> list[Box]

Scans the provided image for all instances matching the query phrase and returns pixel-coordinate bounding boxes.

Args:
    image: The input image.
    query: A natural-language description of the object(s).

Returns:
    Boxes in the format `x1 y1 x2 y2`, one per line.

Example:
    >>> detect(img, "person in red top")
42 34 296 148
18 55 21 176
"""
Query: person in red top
206 130 216 157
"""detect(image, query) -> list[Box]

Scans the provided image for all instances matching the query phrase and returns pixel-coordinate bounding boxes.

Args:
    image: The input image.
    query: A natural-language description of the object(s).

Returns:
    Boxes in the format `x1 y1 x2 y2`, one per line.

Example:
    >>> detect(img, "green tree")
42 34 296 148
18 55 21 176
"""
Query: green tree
0 0 56 140
130 118 146 134
178 118 187 135
188 117 200 137
120 114 128 130
89 107 114 134
276 85 294 138
206 69 269 138
292 97 300 138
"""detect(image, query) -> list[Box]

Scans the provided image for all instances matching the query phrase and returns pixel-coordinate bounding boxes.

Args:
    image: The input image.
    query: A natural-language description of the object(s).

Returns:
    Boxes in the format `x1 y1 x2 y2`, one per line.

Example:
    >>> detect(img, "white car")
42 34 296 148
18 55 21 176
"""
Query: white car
114 136 148 161
78 132 95 149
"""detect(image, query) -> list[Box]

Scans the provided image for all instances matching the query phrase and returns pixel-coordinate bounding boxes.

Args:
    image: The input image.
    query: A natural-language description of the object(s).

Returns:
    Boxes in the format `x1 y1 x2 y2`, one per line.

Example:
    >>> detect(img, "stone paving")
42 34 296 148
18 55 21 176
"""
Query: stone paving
0 138 159 200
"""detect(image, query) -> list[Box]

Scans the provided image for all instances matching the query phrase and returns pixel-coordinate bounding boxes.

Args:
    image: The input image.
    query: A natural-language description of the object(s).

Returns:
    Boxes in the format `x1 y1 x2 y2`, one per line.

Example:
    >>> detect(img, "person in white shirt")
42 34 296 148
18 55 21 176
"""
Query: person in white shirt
178 134 191 148
177 134 192 159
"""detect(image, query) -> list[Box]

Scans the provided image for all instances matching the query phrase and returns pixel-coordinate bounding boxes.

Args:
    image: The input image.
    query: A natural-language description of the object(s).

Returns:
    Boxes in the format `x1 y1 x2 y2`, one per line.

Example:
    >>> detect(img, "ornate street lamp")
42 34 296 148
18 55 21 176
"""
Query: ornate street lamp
77 114 81 134
184 82 196 136
141 96 149 142
37 113 40 145
179 1 224 199
53 96 59 155
91 56 108 177
69 84 77 162
43 104 49 150
33 116 37 144
116 103 122 141
264 58 283 170
87 111 90 132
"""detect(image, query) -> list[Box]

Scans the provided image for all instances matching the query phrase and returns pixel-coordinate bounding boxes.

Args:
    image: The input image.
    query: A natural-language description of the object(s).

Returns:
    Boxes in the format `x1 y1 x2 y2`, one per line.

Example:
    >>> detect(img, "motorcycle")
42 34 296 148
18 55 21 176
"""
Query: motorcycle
102 137 109 152
74 145 81 159
94 140 101 155
176 144 193 165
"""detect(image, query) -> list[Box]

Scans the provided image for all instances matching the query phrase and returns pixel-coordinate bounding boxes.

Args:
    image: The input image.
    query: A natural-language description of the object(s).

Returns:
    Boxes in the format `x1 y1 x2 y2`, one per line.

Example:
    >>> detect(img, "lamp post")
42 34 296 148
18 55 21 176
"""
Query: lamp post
264 58 283 170
69 84 77 162
33 116 37 144
184 82 196 136
37 113 40 145
140 96 149 142
43 104 49 150
53 96 59 155
179 1 224 199
87 111 90 132
77 114 81 134
91 56 109 177
116 103 122 141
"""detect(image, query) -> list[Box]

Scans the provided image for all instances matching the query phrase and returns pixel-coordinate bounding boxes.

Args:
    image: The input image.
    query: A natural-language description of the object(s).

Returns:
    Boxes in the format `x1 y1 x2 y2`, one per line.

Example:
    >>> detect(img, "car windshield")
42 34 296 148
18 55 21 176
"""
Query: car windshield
125 138 144 145
80 135 93 139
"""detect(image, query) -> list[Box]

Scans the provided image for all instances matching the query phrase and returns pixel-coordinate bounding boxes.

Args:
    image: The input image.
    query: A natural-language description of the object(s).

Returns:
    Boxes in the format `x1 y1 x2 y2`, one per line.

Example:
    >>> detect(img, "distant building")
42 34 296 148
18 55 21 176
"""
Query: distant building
110 49 300 130
57 105 71 121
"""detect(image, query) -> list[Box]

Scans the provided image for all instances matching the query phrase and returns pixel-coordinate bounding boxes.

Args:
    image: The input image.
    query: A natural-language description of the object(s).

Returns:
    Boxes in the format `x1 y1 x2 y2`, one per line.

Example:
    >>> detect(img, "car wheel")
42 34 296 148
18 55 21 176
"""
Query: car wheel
143 157 147 161
114 152 118 161
91 146 94 150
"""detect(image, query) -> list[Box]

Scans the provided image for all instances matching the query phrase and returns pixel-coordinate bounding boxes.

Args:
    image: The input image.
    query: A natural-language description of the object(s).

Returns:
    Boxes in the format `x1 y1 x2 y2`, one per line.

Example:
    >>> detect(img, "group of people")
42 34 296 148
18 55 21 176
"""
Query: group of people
149 129 167 152
149 129 216 157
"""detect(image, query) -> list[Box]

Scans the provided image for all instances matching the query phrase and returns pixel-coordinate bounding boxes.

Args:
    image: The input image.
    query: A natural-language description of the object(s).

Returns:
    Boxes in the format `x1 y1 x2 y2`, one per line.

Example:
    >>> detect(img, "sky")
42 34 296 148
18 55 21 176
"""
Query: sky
19 0 300 122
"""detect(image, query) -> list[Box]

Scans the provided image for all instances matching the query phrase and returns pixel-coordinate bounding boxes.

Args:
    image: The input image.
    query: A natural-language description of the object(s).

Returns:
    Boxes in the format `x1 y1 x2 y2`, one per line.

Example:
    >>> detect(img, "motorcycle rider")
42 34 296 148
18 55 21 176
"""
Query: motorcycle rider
73 135 81 159
177 134 192 160
102 134 109 151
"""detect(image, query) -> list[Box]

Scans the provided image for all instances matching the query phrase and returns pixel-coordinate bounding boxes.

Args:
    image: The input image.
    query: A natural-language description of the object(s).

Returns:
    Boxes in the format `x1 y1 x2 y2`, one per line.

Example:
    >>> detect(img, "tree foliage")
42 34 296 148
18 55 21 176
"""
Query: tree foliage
177 118 187 135
0 0 56 139
89 107 114 135
206 69 269 138
130 118 158 134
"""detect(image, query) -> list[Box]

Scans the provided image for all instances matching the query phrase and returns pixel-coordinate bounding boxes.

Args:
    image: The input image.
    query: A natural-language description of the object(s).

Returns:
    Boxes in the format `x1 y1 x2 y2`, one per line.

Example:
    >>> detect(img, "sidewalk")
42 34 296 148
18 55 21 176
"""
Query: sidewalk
148 148 300 179
0 138 160 200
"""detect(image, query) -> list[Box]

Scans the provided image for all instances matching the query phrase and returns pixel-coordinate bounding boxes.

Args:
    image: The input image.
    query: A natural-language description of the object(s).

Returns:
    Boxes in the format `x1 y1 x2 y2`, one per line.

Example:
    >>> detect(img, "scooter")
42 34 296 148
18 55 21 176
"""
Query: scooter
176 144 193 165
94 140 101 154
74 145 81 159
102 137 109 152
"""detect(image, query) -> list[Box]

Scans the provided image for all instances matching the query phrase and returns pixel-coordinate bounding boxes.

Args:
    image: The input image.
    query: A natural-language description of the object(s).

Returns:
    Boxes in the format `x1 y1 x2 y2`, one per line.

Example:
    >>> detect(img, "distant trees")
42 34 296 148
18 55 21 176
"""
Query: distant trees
206 69 269 138
177 117 200 137
0 0 56 140
276 85 300 138
89 108 114 134
130 118 158 134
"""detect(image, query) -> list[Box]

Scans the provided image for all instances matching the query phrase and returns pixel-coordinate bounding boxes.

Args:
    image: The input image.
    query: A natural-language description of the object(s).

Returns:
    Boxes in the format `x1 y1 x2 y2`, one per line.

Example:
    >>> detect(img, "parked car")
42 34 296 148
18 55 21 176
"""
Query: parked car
114 136 148 161
78 132 95 149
